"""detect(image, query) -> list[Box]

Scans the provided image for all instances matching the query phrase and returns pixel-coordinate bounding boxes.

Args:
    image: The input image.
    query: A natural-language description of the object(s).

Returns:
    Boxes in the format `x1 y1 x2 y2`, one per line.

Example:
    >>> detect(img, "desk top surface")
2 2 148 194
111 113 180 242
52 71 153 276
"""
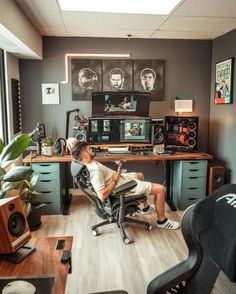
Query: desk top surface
23 151 213 163
0 236 72 294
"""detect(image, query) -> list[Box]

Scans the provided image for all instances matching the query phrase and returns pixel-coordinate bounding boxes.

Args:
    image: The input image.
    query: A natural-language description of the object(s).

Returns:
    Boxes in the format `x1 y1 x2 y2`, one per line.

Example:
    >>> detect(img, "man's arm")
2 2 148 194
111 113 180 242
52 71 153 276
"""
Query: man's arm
97 171 121 201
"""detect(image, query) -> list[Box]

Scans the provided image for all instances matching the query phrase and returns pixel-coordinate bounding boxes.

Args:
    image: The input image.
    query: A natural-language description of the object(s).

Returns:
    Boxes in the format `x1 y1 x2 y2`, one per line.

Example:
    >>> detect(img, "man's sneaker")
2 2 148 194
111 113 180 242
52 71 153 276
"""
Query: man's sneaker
156 219 180 230
140 204 155 215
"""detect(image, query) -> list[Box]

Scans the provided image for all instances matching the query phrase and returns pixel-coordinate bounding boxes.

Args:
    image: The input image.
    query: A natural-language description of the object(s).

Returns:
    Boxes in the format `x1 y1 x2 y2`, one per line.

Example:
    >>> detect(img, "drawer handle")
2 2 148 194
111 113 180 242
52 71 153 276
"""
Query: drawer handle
188 198 198 200
39 164 51 167
189 169 198 172
189 162 198 164
41 172 50 175
41 191 51 194
188 177 198 179
188 187 198 190
40 180 52 183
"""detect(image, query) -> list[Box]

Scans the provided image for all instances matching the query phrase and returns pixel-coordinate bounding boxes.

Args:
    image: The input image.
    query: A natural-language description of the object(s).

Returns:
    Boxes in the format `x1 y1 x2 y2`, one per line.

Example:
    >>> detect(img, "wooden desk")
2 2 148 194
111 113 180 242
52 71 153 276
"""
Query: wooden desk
23 151 212 163
23 151 213 211
0 236 73 294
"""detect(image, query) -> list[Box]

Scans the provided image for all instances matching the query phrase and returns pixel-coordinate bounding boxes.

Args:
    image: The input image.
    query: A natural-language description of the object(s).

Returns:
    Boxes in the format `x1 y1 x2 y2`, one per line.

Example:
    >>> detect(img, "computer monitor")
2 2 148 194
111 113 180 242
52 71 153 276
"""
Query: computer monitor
92 92 150 117
120 118 151 143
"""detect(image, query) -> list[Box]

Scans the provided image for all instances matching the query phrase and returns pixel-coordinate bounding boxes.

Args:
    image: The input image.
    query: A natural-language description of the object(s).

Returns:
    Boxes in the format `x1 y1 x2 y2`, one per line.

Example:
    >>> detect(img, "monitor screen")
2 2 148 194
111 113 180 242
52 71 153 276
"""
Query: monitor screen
92 92 150 117
120 118 151 143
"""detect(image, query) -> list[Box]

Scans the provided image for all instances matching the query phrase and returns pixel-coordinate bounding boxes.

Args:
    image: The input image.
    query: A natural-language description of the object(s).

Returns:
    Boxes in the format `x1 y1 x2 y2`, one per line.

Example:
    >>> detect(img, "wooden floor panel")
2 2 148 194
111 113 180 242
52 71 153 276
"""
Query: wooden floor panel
32 195 187 294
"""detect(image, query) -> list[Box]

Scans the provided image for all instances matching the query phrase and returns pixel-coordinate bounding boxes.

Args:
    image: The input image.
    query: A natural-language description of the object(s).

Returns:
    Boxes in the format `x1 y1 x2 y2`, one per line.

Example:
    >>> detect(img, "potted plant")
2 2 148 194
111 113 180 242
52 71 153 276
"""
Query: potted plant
41 137 54 156
0 133 47 230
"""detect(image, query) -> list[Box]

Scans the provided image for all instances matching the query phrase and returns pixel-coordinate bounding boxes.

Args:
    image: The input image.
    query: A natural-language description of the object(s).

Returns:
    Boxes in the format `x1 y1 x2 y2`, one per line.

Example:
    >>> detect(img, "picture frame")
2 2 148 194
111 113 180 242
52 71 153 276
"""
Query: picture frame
42 83 60 104
214 57 234 104
133 60 164 101
71 59 102 101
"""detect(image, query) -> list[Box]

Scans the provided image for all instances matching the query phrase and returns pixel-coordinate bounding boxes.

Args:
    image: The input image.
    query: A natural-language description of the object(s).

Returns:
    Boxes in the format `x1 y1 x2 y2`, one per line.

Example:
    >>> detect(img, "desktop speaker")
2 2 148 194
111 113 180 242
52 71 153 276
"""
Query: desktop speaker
208 164 225 195
74 130 87 142
0 196 31 254
151 123 165 145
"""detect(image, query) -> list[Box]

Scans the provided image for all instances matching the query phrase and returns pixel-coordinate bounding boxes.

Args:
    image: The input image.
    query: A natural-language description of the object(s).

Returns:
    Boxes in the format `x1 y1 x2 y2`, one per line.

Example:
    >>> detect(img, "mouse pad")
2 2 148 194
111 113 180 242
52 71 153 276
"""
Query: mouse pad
0 275 56 294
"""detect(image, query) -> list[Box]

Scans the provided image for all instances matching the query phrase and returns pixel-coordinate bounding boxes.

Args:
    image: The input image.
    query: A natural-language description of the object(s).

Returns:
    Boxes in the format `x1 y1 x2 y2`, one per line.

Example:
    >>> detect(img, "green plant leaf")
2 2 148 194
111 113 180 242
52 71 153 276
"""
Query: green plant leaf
1 180 23 192
0 138 4 155
2 166 33 182
30 174 39 188
0 167 6 178
0 190 6 199
0 133 31 164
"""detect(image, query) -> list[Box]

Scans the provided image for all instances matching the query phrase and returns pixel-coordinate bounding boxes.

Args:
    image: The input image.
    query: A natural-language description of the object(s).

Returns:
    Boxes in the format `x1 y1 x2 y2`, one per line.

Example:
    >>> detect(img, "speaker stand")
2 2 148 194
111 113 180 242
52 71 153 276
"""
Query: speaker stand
0 243 36 264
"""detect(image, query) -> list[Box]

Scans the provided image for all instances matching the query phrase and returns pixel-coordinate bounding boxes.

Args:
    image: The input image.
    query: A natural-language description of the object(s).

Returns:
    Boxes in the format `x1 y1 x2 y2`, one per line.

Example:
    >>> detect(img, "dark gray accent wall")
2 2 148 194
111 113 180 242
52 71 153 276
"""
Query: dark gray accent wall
20 37 211 151
210 29 236 183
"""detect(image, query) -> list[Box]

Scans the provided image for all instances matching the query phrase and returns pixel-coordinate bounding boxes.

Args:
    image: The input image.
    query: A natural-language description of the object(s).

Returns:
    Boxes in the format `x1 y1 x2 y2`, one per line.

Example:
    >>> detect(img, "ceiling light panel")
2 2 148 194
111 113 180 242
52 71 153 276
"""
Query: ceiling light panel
58 0 182 15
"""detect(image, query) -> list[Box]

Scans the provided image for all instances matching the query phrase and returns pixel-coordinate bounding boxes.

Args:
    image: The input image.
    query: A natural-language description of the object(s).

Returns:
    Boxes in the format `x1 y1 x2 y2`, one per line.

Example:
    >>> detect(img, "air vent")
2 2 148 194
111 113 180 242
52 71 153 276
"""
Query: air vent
11 78 22 134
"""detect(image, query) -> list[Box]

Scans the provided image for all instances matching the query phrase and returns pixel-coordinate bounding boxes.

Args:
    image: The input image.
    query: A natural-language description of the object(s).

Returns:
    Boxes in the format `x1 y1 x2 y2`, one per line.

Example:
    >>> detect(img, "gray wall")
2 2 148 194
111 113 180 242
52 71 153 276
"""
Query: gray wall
210 29 236 183
20 37 211 151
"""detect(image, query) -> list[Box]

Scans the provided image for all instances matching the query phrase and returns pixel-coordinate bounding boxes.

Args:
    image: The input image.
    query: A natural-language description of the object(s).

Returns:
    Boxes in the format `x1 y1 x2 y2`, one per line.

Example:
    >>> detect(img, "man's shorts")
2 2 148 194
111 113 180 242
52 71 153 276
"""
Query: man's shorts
121 172 152 195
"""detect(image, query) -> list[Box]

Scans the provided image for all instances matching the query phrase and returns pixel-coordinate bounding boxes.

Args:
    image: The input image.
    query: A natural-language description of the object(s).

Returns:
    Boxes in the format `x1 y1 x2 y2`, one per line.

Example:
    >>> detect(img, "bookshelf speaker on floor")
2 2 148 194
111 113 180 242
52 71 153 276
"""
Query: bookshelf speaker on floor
208 164 225 195
0 196 31 254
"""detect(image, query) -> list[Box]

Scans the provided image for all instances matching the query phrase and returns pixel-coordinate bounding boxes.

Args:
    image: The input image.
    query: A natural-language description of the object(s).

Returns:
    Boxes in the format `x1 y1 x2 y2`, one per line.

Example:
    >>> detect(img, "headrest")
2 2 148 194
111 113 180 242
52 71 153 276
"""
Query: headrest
191 184 236 282
70 160 87 178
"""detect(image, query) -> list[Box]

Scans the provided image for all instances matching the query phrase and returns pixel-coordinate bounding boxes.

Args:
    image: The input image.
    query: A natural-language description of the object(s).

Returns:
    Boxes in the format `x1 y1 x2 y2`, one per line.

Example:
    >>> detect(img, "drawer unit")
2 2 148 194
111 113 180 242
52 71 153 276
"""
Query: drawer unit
32 163 65 215
172 160 207 210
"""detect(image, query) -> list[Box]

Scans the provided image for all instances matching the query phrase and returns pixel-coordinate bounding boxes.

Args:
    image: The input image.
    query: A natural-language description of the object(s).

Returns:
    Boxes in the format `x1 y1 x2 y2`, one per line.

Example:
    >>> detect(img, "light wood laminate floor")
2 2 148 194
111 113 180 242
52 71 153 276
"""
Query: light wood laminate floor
32 194 187 294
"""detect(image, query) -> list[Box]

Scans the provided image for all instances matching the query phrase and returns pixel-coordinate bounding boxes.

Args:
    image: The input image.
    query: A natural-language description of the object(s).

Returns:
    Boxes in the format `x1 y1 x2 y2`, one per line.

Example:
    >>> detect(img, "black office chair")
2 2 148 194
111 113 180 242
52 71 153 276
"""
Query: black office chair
147 183 236 293
71 161 153 244
90 184 236 294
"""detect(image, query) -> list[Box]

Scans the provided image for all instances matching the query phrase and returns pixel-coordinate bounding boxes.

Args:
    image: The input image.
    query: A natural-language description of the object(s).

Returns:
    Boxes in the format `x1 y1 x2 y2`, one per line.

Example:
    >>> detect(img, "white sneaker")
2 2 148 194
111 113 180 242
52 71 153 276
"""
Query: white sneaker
140 204 155 215
156 219 180 230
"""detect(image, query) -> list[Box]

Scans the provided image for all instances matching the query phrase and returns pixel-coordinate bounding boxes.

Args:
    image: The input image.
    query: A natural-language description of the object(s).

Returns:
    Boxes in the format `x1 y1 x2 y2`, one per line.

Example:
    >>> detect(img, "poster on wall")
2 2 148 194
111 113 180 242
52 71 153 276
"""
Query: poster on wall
71 59 102 100
102 60 133 91
42 83 60 104
214 57 234 104
133 60 164 101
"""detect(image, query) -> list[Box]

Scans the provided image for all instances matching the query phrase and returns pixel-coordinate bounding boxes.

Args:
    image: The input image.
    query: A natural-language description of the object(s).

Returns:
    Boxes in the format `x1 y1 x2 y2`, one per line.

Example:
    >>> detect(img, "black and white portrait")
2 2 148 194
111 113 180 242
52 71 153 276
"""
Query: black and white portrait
103 60 133 91
71 59 102 100
133 60 164 101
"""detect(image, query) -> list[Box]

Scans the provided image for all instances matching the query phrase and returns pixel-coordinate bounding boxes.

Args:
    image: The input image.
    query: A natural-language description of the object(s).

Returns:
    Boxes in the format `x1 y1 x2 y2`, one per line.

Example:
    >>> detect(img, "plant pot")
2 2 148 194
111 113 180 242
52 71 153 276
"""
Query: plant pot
27 209 42 231
42 146 54 156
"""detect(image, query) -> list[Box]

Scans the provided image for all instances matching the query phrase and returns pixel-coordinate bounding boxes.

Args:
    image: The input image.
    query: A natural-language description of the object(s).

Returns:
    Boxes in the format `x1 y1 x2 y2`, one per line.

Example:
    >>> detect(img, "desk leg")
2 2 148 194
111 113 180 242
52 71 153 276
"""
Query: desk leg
62 163 72 215
165 161 177 211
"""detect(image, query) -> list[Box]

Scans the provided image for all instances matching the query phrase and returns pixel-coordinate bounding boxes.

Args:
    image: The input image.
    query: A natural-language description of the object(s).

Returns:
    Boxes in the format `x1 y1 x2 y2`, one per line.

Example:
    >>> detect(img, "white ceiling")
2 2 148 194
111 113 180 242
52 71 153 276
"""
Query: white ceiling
15 0 236 40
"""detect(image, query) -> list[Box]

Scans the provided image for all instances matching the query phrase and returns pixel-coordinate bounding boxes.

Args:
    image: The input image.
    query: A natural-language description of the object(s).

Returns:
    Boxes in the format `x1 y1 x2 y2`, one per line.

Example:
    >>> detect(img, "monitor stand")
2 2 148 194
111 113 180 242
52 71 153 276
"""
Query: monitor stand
0 243 36 264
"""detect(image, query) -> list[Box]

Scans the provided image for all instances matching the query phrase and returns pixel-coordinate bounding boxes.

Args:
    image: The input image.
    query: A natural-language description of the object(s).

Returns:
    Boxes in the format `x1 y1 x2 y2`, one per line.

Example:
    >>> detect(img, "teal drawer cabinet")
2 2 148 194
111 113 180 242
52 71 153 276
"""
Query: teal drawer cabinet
172 160 208 210
32 163 65 215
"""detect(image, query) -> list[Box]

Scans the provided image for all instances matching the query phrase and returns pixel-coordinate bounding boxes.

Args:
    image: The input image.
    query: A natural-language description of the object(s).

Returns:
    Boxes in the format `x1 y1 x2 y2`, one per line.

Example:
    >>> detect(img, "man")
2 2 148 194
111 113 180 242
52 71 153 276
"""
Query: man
119 96 132 109
140 68 156 92
78 68 98 92
109 68 124 91
69 139 180 230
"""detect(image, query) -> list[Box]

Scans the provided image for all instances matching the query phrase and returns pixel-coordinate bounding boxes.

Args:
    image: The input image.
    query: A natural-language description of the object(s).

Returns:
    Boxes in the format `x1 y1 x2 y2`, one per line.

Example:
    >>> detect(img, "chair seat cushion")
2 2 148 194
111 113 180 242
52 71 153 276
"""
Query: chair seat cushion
110 194 147 211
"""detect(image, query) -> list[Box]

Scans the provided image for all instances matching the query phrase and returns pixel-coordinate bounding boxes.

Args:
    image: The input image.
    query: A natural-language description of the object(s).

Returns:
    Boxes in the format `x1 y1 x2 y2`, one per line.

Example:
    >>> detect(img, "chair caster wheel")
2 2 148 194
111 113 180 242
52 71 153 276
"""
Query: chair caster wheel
91 229 99 236
145 224 153 231
123 237 131 244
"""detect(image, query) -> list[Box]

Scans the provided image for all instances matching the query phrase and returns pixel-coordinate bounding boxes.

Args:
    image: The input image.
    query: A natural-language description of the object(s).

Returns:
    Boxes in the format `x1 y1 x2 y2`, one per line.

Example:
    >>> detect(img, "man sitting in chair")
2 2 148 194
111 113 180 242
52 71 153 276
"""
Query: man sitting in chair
68 139 180 230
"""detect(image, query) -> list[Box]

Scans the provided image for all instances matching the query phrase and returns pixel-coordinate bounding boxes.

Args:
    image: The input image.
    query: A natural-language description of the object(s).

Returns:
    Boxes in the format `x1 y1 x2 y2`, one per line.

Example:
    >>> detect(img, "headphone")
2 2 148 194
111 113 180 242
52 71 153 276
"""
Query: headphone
54 138 67 156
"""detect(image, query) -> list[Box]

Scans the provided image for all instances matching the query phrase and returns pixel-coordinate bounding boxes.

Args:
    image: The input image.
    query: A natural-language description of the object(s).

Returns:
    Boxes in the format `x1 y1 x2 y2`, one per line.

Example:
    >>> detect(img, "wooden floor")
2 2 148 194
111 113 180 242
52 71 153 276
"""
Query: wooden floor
32 194 188 294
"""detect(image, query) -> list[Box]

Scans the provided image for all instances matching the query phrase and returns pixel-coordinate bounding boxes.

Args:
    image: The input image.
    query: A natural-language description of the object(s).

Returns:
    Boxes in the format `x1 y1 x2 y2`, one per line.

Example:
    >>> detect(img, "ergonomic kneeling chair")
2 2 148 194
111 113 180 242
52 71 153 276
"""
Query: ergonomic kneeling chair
71 161 153 244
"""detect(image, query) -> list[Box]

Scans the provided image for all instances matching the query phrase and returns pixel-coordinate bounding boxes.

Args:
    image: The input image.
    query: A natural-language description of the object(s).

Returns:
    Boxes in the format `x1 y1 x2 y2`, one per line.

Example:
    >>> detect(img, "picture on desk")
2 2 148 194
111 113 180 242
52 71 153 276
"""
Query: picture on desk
92 91 150 117
0 276 56 294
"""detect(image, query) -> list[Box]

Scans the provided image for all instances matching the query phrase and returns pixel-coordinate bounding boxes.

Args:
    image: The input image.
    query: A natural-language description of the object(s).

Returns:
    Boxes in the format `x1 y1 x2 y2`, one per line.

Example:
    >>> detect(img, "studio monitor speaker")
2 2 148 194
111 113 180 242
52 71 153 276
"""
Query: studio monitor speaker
151 124 165 145
208 164 225 195
0 196 31 254
74 130 87 142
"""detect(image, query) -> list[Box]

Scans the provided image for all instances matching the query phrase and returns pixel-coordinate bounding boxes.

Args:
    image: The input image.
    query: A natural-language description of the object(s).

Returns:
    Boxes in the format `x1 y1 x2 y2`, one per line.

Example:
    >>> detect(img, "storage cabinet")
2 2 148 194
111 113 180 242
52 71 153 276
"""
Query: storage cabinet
172 160 208 210
32 163 65 215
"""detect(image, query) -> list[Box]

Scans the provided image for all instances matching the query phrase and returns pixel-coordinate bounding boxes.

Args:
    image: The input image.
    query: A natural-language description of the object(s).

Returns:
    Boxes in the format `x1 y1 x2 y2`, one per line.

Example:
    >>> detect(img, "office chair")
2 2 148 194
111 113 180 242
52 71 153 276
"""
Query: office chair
90 184 236 294
71 161 153 244
147 183 236 293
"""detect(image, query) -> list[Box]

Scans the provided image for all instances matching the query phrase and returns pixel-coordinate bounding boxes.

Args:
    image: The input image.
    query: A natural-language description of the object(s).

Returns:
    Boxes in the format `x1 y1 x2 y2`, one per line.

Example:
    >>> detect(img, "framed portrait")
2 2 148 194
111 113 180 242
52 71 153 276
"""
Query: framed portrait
71 59 102 100
42 83 60 104
133 60 164 101
102 60 133 91
214 58 234 104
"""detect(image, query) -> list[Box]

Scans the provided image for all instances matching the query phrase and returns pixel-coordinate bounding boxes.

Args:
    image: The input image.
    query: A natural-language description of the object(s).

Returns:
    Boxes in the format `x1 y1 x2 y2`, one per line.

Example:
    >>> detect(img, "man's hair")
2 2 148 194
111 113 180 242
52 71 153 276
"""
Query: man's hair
140 68 156 79
71 141 88 161
109 68 124 78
